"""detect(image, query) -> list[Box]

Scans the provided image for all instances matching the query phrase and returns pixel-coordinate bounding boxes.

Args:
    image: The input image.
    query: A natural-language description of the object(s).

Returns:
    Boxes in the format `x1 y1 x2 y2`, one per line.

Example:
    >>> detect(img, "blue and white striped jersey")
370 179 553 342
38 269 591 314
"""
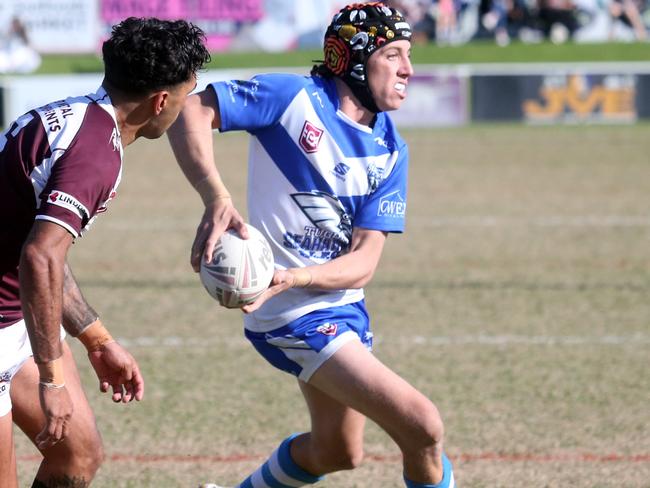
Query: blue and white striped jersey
211 74 409 332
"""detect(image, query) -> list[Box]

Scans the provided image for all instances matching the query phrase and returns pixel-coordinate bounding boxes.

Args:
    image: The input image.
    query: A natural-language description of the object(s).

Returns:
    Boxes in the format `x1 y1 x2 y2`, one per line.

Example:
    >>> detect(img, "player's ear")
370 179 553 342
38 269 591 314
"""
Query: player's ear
151 91 169 115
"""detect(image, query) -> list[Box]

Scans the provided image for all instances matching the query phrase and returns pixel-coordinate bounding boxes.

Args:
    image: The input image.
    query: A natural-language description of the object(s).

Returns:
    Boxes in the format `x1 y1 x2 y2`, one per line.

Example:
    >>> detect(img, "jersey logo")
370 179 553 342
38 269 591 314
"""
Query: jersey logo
109 128 120 151
46 190 89 219
316 323 338 336
284 191 352 260
312 91 324 108
299 121 324 153
374 136 388 148
377 190 406 218
291 191 352 244
96 190 117 214
367 163 384 194
332 162 351 180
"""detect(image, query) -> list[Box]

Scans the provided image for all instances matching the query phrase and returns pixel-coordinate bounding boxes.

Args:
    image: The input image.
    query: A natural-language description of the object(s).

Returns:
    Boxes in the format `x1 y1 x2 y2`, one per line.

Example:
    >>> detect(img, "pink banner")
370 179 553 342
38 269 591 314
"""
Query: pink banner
101 0 263 21
100 0 264 51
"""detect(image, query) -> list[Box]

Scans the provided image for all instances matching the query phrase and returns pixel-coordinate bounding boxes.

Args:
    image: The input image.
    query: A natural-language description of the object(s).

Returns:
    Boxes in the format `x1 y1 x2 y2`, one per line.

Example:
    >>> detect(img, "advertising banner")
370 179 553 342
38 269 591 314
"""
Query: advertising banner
391 72 468 128
100 0 264 52
472 72 640 124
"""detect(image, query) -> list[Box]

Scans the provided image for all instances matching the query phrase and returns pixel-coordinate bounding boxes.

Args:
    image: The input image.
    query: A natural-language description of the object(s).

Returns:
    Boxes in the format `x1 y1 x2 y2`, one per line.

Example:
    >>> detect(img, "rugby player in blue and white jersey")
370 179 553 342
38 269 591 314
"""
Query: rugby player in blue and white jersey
0 18 210 488
170 3 455 488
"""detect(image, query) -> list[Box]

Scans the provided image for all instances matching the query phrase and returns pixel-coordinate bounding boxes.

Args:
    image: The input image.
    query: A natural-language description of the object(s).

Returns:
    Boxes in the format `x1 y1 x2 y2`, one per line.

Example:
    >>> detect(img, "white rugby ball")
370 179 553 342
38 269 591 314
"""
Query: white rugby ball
199 224 275 308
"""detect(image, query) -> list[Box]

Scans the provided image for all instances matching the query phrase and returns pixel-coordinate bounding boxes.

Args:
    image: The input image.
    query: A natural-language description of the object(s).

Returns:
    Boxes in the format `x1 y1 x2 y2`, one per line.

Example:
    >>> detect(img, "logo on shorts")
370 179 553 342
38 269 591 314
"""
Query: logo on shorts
0 371 10 383
299 121 324 153
316 323 338 336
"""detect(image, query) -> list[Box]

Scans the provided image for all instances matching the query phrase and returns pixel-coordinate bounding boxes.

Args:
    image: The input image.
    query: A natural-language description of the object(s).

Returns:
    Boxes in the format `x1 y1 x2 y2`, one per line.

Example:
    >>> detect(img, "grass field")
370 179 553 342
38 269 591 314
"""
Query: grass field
34 41 650 74
14 124 650 487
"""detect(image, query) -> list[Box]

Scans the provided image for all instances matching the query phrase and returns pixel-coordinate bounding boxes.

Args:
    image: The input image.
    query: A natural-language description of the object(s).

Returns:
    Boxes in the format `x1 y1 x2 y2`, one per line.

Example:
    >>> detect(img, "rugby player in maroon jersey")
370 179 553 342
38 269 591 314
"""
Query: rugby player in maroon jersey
0 18 209 488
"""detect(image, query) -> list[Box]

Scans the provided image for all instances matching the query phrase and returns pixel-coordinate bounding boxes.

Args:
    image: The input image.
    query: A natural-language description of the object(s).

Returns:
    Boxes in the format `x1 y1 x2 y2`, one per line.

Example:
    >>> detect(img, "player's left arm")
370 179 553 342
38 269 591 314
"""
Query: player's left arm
61 262 99 336
61 262 144 403
242 228 387 313
168 88 248 271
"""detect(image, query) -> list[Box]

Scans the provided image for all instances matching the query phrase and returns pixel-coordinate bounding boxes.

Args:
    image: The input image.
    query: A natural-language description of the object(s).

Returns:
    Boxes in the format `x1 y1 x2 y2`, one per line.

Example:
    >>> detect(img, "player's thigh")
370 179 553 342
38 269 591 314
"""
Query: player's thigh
0 411 18 488
11 342 102 458
298 379 366 450
308 340 442 444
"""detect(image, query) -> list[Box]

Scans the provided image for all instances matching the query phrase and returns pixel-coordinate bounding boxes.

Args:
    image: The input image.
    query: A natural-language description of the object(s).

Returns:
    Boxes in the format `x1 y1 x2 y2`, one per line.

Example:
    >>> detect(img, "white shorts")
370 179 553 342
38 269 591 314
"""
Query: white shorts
0 320 66 417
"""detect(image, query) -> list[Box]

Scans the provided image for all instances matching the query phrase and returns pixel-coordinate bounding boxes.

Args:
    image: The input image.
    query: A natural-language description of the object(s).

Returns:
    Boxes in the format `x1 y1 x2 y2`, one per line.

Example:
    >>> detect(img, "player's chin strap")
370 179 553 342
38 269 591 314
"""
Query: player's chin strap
342 70 381 114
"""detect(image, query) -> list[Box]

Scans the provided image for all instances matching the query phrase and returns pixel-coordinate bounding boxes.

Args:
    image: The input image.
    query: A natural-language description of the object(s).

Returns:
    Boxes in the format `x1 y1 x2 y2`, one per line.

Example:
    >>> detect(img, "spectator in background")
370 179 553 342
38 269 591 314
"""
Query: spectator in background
0 16 41 74
481 0 512 45
436 0 460 43
537 0 580 42
480 0 541 44
388 0 438 43
608 0 648 40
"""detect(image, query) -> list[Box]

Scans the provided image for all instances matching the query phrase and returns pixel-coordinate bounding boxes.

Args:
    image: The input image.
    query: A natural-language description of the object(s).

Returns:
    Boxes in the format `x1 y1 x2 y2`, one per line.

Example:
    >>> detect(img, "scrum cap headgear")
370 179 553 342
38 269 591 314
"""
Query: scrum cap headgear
322 2 412 113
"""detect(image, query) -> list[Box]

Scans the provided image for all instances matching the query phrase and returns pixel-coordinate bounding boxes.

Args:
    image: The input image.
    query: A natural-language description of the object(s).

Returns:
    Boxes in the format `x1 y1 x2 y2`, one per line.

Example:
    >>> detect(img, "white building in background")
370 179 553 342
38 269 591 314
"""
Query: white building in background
0 0 98 54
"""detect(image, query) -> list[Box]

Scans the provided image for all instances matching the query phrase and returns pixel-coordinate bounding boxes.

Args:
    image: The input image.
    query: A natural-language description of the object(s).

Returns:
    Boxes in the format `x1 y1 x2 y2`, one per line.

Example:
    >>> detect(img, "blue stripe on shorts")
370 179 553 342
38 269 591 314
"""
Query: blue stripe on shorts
244 300 373 382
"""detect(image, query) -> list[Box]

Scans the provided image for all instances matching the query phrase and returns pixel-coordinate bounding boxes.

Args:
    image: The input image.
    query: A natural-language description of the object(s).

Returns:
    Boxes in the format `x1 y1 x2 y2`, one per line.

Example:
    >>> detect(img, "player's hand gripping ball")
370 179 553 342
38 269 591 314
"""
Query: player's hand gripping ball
200 224 275 308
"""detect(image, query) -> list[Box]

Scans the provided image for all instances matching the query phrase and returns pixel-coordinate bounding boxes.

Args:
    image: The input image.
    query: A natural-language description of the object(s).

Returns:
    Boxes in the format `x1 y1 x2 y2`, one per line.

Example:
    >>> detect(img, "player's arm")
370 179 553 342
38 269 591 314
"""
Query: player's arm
168 88 248 271
61 261 99 336
62 262 144 404
242 228 387 313
19 220 74 448
20 221 72 367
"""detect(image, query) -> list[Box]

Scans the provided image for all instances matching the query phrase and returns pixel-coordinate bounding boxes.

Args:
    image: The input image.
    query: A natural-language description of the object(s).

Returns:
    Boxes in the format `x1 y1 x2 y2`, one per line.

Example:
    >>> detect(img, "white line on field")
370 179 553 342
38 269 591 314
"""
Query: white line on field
417 216 650 228
102 215 650 231
114 334 650 348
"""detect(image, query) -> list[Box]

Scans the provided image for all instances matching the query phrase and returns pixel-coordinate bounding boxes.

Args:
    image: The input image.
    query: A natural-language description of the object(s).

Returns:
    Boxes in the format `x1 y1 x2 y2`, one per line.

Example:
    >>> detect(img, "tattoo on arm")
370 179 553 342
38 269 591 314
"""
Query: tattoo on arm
62 262 98 337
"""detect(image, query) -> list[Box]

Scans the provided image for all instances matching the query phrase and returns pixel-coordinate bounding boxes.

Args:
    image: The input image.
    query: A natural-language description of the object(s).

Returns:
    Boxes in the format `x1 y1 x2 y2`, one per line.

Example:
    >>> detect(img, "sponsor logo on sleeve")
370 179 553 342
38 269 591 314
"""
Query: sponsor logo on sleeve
226 79 260 106
299 121 324 153
46 190 89 219
377 190 406 218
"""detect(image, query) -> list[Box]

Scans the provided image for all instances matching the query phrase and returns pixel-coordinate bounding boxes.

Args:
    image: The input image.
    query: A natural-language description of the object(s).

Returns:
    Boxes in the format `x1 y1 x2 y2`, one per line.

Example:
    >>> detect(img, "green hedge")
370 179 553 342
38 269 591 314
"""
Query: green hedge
36 41 650 74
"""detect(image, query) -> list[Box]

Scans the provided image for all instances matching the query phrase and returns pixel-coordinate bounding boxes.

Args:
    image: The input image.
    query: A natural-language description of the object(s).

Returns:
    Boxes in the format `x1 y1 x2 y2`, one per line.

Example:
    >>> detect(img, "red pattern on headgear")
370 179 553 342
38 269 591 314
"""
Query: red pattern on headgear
324 36 350 76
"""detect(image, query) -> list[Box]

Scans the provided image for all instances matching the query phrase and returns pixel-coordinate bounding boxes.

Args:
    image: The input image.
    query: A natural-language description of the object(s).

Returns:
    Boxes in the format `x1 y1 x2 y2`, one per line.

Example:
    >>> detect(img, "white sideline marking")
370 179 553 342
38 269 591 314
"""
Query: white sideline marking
115 334 650 348
103 215 650 231
416 216 650 228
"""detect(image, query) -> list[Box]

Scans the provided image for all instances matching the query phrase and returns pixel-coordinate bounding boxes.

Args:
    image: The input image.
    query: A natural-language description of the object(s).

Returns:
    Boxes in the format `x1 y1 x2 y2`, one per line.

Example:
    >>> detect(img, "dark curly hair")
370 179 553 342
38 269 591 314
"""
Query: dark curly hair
102 17 211 95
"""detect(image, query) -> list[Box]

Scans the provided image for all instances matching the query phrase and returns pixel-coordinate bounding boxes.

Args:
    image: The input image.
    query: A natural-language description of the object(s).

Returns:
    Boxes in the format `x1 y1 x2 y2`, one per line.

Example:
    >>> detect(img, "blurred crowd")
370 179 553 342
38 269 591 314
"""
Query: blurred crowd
0 0 647 75
387 0 649 45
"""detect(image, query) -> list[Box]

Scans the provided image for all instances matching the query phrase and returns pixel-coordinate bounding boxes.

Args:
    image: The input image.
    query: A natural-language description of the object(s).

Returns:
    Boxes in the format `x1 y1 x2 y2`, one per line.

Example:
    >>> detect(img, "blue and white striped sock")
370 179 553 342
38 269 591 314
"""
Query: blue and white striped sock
404 453 455 488
238 434 324 488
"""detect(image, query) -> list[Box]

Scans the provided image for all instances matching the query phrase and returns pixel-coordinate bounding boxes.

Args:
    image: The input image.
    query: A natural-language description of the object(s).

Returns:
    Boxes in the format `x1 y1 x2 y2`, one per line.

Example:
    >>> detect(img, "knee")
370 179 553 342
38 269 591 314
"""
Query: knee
312 442 364 473
402 399 445 454
45 429 105 478
85 437 105 474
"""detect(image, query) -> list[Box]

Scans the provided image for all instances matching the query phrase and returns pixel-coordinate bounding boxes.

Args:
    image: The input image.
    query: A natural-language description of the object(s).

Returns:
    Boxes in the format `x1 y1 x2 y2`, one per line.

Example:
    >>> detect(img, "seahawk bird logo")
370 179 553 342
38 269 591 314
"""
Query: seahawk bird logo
291 191 352 245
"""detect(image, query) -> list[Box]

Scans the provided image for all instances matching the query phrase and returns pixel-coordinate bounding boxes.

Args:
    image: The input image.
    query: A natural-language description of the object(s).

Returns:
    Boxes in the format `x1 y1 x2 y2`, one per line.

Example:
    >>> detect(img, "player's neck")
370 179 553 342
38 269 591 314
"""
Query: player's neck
112 100 146 147
334 78 376 127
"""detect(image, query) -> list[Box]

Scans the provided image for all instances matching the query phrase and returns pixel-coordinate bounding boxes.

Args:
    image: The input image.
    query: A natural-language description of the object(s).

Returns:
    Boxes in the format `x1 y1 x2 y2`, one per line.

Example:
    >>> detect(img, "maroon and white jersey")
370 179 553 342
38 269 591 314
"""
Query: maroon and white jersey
0 86 123 328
